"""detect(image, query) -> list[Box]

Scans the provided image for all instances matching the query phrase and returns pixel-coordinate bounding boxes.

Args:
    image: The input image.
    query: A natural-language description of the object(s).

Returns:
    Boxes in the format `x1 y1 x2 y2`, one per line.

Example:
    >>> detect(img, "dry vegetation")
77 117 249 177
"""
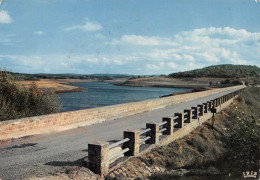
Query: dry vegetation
0 70 61 121
20 79 88 93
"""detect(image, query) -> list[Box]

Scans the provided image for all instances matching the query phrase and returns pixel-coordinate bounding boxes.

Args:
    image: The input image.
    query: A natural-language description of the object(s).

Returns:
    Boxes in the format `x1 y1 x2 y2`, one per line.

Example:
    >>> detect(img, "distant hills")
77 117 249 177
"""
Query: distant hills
168 64 260 78
2 64 260 81
4 72 136 81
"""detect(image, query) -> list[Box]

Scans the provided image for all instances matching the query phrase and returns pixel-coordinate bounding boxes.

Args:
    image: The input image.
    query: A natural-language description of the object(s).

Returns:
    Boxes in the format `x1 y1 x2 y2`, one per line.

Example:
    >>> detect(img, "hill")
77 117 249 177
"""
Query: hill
4 72 135 81
168 64 260 78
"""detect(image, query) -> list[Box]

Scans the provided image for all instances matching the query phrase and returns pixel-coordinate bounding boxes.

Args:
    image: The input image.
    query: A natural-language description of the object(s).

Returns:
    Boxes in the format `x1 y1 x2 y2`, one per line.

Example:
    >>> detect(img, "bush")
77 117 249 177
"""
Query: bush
222 87 260 176
0 70 60 121
224 117 259 174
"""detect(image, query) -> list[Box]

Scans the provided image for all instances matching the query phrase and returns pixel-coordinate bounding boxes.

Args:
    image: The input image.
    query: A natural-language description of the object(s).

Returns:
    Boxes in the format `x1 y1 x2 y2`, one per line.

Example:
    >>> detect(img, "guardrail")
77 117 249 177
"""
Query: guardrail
87 90 241 176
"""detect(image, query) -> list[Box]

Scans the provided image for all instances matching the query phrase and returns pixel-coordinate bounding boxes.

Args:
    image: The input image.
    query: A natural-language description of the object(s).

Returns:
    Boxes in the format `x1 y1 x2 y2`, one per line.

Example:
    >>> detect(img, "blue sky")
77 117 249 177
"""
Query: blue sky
0 0 260 75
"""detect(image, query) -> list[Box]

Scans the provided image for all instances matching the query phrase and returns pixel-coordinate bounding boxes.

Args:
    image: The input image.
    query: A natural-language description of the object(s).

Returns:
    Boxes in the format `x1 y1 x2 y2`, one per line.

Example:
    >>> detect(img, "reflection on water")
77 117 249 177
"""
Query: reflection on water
58 82 191 112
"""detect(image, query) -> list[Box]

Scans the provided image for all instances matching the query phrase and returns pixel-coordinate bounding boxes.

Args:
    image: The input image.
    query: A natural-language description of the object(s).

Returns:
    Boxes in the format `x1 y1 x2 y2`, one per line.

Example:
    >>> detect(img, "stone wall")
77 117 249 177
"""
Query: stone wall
0 86 243 140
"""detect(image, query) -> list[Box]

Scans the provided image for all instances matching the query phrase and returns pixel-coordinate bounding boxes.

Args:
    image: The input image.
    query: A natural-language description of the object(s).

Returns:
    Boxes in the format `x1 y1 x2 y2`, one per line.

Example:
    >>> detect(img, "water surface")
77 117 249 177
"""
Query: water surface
58 82 192 112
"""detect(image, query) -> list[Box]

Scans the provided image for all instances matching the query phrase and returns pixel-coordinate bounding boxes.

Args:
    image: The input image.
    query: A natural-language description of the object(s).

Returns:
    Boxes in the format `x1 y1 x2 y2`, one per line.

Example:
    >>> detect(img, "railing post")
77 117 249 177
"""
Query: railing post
88 141 109 176
203 103 208 113
162 117 173 135
184 109 192 123
215 98 219 107
191 107 198 119
207 101 212 111
123 130 140 156
146 123 160 145
214 99 218 107
211 100 215 109
174 113 184 128
198 104 204 116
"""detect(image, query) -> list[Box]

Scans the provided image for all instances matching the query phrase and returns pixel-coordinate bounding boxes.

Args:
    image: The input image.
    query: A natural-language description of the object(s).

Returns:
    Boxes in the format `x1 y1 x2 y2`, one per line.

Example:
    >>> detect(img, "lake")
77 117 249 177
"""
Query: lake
58 82 192 112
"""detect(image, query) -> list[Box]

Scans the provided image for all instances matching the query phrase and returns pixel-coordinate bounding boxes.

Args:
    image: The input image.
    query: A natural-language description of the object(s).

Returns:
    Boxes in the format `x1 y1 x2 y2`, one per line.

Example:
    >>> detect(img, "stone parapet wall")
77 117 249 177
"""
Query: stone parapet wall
0 85 244 140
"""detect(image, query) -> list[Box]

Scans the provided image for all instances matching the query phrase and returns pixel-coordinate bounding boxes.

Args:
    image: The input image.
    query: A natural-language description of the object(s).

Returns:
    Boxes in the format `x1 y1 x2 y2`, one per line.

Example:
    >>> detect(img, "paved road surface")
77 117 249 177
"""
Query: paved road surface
0 86 244 180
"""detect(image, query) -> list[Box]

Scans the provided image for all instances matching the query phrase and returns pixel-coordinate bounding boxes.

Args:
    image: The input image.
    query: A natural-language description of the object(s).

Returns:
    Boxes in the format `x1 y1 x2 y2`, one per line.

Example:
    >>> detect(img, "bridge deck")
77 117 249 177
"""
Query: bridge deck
0 86 244 180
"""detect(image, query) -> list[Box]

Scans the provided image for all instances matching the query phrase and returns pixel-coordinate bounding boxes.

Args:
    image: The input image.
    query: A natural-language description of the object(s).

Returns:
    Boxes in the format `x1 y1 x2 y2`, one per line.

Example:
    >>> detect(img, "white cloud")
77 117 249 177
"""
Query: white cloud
137 27 260 73
183 54 194 61
34 31 45 35
102 57 111 64
113 59 124 65
85 57 99 63
146 64 159 70
65 20 102 32
141 49 181 60
197 52 220 63
108 35 177 46
0 10 12 24
1 27 259 75
167 62 177 69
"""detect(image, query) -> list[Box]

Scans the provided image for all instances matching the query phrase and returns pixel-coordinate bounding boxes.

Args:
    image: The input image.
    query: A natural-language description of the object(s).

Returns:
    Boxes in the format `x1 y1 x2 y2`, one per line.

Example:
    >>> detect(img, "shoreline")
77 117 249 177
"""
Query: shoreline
20 77 221 94
113 82 209 89
19 79 95 94
111 76 218 90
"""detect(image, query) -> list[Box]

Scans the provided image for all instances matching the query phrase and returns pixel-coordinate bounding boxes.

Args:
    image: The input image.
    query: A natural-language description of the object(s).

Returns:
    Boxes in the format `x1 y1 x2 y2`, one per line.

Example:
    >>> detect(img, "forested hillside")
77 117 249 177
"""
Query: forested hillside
168 64 260 78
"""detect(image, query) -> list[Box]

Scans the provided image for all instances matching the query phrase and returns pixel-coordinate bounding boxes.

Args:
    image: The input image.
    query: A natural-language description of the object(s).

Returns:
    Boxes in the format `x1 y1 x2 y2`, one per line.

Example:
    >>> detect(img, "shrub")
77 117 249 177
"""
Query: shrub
0 70 60 121
222 87 260 176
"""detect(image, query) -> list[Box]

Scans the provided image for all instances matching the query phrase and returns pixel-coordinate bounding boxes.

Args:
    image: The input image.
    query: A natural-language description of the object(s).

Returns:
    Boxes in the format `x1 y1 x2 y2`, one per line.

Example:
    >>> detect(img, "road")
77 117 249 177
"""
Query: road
0 86 244 180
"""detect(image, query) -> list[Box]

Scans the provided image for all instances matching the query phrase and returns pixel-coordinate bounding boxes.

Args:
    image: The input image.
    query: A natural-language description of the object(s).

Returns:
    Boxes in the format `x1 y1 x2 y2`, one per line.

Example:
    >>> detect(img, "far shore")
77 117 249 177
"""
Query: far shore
20 77 224 94
19 79 95 94
110 77 224 89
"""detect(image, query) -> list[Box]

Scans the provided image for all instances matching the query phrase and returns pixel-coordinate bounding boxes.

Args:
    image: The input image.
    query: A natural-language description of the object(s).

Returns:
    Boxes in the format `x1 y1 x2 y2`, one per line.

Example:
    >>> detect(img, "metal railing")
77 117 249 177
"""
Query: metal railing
108 138 130 149
159 128 167 133
173 122 178 126
159 121 167 127
140 128 151 136
88 88 243 176
109 148 130 161
140 136 151 144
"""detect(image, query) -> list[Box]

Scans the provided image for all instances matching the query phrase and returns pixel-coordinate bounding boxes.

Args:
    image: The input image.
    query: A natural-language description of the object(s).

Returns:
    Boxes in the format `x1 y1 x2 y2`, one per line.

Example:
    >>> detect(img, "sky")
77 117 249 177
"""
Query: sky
0 0 260 75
